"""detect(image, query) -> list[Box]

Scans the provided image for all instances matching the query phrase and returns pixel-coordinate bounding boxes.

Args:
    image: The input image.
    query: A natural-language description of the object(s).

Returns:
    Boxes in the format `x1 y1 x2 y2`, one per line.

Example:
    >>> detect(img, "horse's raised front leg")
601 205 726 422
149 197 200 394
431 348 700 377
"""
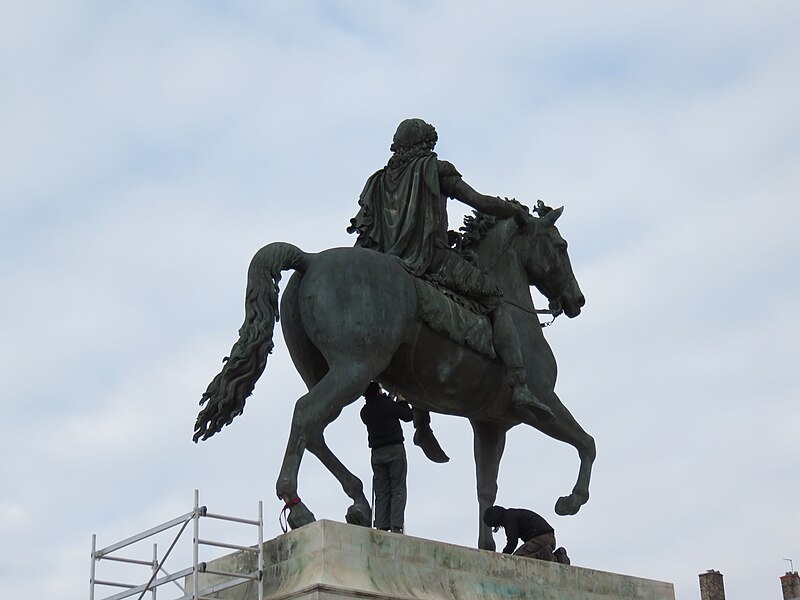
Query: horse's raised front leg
522 390 595 516
276 367 373 529
471 419 508 551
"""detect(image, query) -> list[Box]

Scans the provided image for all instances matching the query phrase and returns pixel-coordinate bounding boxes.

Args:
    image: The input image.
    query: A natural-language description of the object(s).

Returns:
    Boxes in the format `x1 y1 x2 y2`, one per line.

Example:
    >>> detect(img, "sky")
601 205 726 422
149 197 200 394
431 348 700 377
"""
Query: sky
1 1 798 599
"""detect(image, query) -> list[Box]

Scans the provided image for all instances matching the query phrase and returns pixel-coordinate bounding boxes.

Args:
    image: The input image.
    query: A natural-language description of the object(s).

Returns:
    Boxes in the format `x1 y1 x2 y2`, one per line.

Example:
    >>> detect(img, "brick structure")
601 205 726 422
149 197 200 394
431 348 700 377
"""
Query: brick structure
699 570 725 600
781 571 800 600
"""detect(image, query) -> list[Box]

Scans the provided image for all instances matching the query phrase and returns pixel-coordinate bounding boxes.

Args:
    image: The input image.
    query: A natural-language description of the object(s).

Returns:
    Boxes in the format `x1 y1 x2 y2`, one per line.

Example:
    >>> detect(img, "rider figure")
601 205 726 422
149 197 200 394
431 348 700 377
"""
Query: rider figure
347 118 553 422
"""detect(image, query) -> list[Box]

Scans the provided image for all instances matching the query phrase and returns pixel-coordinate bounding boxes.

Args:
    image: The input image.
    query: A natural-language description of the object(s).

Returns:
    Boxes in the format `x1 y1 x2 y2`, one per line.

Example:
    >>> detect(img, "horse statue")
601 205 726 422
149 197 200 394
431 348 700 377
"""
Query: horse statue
193 205 595 551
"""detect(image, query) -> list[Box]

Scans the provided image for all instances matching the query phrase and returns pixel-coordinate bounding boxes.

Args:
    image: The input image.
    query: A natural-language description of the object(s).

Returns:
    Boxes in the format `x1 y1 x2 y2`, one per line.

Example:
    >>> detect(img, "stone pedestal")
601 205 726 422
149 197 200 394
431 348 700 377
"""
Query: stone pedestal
189 519 674 600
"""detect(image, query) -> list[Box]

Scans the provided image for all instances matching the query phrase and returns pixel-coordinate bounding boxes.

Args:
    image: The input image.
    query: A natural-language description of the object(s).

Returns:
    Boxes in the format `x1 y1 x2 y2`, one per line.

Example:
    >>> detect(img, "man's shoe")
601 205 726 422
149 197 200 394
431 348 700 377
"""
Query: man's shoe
512 385 554 422
391 527 403 534
554 546 570 565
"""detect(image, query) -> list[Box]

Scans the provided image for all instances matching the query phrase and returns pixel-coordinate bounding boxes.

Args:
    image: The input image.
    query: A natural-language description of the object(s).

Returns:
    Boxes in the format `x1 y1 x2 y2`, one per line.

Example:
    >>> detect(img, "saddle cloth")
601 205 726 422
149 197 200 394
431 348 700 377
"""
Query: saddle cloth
413 277 497 360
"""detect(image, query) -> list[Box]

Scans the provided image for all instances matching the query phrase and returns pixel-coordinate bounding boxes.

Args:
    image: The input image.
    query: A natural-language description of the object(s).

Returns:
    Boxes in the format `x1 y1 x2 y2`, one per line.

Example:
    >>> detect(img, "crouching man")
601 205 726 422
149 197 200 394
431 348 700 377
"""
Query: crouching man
483 505 570 564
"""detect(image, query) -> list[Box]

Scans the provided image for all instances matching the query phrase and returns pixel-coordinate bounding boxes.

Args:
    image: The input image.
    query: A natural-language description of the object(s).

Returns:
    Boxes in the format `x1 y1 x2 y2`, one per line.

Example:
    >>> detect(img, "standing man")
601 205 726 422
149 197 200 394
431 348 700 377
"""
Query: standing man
360 382 413 533
483 505 570 564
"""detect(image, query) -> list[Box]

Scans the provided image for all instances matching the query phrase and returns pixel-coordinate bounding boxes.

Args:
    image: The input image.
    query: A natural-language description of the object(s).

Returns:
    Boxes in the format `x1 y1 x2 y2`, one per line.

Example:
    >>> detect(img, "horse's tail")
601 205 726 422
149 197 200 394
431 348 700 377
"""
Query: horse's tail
193 242 309 442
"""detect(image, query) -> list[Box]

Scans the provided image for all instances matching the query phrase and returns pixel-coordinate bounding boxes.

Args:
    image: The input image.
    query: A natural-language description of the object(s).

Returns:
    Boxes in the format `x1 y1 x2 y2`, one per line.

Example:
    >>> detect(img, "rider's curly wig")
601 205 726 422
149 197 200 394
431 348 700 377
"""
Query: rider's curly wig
387 118 438 169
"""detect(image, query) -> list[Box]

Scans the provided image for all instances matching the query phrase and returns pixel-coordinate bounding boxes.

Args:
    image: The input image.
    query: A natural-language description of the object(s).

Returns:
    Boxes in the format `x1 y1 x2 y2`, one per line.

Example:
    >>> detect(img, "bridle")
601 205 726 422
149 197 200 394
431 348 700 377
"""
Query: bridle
505 298 562 328
480 219 563 328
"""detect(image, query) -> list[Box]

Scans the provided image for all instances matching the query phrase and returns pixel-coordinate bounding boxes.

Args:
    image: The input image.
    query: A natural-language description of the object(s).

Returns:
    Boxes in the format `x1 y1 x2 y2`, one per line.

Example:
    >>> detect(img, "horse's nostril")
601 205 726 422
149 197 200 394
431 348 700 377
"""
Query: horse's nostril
578 295 586 307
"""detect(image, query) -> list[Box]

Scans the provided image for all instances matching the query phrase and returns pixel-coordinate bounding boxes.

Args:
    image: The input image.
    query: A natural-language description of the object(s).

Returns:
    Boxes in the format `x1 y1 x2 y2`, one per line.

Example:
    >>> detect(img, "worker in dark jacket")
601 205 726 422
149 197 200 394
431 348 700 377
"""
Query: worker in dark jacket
360 382 413 533
483 505 570 564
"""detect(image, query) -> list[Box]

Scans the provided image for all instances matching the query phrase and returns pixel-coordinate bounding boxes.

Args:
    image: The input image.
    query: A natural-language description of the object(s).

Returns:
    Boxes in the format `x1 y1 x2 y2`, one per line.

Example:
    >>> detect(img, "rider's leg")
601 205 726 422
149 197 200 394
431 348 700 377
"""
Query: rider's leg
426 248 550 422
490 304 554 421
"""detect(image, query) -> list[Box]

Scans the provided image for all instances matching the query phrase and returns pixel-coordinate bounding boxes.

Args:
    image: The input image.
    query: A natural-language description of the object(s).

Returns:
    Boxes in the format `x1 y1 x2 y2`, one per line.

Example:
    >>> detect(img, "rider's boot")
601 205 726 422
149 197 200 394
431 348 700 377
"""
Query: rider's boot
489 305 554 422
412 408 450 463
508 367 554 422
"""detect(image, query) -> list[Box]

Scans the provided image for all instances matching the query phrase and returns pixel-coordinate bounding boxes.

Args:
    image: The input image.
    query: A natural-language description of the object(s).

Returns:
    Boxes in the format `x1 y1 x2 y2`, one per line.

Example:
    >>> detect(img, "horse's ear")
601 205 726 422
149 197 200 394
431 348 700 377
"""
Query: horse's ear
542 206 564 225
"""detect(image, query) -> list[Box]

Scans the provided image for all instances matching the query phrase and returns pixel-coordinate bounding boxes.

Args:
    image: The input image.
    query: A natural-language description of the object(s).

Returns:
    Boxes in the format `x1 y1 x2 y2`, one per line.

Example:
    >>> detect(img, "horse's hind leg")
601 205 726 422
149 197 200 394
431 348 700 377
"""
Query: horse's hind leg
276 365 373 529
522 391 596 516
471 420 508 551
306 438 372 526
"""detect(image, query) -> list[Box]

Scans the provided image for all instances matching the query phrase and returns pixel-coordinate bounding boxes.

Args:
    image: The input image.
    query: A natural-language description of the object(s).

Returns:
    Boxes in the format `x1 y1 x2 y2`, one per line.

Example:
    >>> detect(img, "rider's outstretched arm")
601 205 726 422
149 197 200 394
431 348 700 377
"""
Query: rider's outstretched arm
449 179 527 220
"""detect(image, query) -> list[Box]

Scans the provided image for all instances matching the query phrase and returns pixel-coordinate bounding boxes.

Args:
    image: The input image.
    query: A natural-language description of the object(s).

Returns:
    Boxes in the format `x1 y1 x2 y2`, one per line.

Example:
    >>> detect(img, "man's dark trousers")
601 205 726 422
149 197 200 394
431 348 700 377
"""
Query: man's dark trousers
371 443 407 530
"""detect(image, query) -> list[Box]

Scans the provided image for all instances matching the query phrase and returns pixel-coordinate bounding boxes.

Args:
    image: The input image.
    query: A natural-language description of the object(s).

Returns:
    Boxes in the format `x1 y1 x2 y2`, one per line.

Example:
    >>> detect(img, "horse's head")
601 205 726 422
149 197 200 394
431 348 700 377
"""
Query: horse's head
461 205 585 319
515 206 585 318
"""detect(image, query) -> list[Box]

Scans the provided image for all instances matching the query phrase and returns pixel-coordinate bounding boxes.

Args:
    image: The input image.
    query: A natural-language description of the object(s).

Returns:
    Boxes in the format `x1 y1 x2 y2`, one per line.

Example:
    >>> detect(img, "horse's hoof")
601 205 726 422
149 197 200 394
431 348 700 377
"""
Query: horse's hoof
555 492 588 516
478 534 496 552
288 502 316 529
345 504 371 527
555 496 577 515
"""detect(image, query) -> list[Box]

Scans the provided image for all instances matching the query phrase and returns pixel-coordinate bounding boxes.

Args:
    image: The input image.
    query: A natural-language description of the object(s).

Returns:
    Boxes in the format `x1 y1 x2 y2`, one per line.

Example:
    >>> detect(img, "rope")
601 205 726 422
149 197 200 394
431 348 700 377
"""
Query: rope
279 497 302 534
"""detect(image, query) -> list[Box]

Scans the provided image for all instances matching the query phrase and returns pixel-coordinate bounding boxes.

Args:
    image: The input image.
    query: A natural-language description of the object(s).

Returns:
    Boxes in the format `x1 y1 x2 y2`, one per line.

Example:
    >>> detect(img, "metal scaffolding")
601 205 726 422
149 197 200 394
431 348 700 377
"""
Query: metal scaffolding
89 490 264 600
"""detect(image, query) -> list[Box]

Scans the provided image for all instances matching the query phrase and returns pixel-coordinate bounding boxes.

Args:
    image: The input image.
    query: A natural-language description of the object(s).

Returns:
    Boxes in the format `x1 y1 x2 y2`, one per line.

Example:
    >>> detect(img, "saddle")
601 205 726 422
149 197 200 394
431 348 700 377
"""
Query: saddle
413 276 497 360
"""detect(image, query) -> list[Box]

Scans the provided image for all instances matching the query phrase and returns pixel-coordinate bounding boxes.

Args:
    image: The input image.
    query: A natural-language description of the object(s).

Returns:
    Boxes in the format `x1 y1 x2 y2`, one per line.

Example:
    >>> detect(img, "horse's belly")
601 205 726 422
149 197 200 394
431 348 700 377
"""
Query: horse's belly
383 325 505 419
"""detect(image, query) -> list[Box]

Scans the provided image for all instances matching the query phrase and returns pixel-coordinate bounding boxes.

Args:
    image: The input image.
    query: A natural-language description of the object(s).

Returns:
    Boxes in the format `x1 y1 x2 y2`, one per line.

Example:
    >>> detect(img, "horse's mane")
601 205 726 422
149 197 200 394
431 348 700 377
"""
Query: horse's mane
459 212 501 254
460 201 548 255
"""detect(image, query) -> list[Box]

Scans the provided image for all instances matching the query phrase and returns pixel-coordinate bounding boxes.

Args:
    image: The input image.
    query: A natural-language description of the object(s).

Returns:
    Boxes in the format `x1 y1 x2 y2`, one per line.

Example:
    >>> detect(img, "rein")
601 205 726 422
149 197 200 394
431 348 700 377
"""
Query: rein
504 299 563 327
479 220 563 328
480 224 518 275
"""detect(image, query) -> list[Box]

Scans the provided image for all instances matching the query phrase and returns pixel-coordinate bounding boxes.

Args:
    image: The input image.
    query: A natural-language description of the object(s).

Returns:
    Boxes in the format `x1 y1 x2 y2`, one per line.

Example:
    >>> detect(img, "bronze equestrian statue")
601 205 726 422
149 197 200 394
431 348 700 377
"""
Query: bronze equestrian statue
194 119 595 551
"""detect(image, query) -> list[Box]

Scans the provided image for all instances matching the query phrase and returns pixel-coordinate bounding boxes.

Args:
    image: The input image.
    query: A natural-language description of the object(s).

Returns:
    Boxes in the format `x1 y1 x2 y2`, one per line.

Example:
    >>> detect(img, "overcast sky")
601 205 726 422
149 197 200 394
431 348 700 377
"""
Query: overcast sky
2 2 798 599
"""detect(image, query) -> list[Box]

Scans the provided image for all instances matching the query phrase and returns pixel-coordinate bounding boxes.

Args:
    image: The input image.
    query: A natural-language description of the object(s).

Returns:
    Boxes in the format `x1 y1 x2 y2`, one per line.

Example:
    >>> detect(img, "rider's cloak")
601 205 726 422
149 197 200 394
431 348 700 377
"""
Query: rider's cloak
348 156 459 277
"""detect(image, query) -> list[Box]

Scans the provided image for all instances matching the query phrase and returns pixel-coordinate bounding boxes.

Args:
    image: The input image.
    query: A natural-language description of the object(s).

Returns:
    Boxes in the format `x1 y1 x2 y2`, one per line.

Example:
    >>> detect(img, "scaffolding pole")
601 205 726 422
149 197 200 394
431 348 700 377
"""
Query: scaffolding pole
90 490 264 600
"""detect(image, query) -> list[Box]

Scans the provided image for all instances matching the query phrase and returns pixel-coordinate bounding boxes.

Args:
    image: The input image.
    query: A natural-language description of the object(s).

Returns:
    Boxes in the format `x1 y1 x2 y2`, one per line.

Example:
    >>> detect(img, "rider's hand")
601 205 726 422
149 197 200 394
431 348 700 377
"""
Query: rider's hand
511 201 530 225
